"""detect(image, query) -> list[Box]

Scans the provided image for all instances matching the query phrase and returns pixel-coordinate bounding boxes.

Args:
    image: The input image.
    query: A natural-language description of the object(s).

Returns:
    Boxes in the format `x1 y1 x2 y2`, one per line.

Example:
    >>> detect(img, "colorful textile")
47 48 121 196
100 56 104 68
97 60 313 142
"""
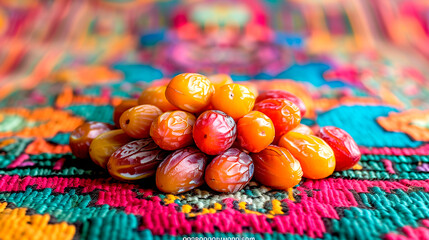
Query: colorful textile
1 1 429 239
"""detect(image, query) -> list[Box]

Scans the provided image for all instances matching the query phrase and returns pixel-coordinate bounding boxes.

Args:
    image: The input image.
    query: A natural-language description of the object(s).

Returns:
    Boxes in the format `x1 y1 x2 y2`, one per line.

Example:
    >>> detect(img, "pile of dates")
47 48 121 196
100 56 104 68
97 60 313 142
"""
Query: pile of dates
69 73 361 194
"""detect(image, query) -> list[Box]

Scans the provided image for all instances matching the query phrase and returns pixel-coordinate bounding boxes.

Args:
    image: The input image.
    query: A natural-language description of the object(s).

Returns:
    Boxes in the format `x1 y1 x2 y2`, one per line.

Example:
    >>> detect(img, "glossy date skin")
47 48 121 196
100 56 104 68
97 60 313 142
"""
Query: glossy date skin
113 99 138 128
89 129 134 168
256 90 307 117
150 111 196 150
193 110 237 155
236 111 275 153
317 126 361 171
165 73 214 113
211 83 255 120
251 145 302 189
205 148 254 193
290 124 314 135
138 86 178 112
107 138 170 181
156 147 208 194
279 132 335 179
239 82 259 98
119 104 163 138
208 74 233 91
69 121 115 159
254 98 301 143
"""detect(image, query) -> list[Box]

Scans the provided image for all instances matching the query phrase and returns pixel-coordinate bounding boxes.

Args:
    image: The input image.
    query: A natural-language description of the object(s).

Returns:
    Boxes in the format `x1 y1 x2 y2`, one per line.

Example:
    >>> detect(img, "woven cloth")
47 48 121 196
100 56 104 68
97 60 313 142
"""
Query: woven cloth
1 1 429 240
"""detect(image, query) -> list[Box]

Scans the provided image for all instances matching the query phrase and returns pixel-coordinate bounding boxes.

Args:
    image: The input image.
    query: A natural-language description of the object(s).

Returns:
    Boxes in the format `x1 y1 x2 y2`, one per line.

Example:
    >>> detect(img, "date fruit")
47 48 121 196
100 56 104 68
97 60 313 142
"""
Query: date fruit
89 129 134 168
251 145 303 189
113 99 138 128
256 90 306 117
119 104 163 138
317 126 361 171
208 73 233 91
279 132 335 179
165 73 214 113
156 147 208 194
150 111 196 150
205 148 254 193
211 83 255 120
107 138 170 181
236 111 275 153
69 121 115 159
290 124 313 135
193 110 237 155
138 86 178 112
254 98 301 143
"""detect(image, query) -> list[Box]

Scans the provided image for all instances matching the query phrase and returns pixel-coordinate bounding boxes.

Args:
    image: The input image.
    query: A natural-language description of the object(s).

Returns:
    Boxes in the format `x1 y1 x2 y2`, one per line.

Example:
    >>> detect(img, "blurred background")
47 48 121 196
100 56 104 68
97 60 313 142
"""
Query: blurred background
1 0 429 109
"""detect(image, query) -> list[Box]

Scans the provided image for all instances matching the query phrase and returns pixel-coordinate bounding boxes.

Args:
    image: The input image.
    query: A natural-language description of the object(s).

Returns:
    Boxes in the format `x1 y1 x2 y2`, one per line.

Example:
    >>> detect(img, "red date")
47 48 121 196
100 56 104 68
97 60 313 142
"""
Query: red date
256 90 306 117
254 98 301 143
193 110 237 155
316 126 361 171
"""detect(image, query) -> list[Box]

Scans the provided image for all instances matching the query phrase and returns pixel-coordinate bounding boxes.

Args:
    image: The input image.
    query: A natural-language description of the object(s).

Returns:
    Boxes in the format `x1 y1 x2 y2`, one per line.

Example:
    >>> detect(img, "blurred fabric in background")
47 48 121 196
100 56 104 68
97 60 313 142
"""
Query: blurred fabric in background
0 0 429 106
2 2 429 239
